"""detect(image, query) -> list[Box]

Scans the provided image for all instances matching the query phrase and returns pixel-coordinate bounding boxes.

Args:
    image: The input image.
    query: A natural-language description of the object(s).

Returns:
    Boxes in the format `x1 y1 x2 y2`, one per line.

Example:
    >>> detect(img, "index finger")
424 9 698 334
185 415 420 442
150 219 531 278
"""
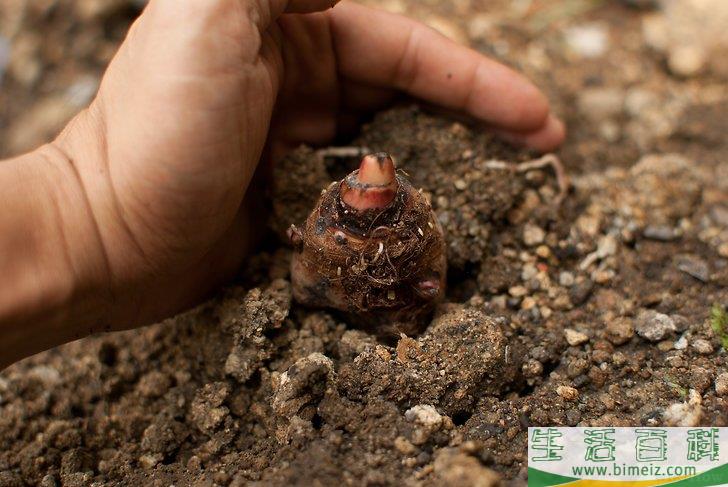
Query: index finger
329 2 556 134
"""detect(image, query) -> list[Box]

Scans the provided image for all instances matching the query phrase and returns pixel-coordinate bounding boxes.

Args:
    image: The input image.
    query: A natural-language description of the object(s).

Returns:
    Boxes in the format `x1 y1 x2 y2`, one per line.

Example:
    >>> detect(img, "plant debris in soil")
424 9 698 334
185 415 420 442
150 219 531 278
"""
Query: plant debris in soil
1 0 728 486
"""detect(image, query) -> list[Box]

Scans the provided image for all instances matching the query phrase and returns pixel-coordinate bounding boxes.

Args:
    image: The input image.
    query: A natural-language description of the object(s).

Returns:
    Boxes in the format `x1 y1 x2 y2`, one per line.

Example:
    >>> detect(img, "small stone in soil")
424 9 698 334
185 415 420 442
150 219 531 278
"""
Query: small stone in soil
718 243 728 258
405 404 444 430
564 329 589 346
635 310 676 342
605 317 635 345
716 373 728 397
523 223 546 247
556 385 579 401
675 254 710 283
559 271 575 287
691 339 713 355
643 225 680 241
569 279 594 305
564 23 609 58
405 405 444 446
674 334 689 350
663 390 703 427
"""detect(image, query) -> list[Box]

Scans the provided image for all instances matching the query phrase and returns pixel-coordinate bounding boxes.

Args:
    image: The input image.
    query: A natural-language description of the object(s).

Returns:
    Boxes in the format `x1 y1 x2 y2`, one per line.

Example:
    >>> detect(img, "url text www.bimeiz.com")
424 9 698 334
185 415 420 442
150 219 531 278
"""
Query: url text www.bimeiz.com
570 464 697 477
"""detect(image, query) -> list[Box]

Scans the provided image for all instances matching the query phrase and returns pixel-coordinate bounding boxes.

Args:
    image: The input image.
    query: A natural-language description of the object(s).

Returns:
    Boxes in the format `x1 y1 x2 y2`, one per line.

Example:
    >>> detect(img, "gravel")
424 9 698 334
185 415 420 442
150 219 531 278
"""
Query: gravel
635 310 677 342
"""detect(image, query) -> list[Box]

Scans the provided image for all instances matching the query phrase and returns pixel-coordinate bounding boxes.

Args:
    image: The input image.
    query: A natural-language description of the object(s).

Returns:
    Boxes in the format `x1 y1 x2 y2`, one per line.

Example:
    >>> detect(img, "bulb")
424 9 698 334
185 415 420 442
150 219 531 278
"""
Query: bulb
289 153 447 335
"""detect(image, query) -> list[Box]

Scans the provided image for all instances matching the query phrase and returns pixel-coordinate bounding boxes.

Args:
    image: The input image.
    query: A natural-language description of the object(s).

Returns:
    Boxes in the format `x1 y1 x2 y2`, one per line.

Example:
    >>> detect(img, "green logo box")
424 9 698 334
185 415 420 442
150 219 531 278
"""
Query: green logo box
528 427 728 487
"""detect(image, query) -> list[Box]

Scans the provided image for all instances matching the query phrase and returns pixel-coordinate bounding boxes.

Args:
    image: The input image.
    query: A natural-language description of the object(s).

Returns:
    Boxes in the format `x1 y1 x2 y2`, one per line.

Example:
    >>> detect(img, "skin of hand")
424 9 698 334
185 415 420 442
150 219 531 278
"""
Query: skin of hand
0 0 565 369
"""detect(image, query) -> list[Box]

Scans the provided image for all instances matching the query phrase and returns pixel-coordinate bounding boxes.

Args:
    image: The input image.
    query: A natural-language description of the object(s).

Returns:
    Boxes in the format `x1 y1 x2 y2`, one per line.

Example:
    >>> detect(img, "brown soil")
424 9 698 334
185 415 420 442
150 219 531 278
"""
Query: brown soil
1 1 727 486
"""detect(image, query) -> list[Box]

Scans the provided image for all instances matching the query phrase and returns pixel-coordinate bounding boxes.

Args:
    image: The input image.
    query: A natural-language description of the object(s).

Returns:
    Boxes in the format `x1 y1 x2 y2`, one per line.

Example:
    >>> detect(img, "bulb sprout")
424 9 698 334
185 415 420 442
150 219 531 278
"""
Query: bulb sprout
340 153 399 211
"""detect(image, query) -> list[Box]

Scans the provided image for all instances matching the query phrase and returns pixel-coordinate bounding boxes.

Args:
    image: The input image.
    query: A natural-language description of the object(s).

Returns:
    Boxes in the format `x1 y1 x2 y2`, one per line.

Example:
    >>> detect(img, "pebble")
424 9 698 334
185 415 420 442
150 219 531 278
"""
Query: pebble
508 285 528 298
691 339 713 355
675 254 710 282
405 405 443 430
536 245 551 258
624 88 659 117
454 179 467 190
405 405 444 446
663 390 702 426
668 45 706 78
559 271 575 287
569 279 594 305
577 88 624 120
522 359 544 378
576 216 600 240
467 13 495 40
521 263 538 281
593 269 615 284
599 120 621 142
596 234 618 258
635 310 676 342
523 224 546 247
564 23 609 58
521 297 537 310
715 373 728 396
556 385 579 401
643 225 680 241
718 243 728 258
541 306 553 319
674 334 688 350
605 317 635 345
564 329 589 346
139 454 162 470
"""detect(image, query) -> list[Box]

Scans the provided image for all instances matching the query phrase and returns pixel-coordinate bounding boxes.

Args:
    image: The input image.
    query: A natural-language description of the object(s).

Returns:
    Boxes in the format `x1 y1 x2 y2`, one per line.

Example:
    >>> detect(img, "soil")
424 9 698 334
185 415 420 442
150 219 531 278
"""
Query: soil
1 1 727 486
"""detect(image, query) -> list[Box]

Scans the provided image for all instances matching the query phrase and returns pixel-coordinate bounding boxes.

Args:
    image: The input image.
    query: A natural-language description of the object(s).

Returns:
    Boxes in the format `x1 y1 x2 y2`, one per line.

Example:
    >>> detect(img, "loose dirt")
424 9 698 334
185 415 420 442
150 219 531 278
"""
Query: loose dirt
1 1 726 486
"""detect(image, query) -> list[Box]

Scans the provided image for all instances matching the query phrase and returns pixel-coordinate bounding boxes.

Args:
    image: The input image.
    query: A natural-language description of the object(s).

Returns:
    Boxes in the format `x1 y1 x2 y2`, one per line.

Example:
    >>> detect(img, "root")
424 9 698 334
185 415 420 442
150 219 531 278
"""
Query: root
484 154 570 206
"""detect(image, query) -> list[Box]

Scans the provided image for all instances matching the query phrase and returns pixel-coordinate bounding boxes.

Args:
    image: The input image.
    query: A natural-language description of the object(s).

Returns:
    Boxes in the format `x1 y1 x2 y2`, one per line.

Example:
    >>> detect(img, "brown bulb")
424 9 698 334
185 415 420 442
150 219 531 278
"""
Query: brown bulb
289 152 447 336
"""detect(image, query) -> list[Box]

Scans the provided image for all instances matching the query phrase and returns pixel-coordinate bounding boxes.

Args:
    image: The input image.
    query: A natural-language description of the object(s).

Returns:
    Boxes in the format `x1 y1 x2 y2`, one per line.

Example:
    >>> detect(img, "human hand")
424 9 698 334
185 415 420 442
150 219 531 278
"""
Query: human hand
44 0 566 336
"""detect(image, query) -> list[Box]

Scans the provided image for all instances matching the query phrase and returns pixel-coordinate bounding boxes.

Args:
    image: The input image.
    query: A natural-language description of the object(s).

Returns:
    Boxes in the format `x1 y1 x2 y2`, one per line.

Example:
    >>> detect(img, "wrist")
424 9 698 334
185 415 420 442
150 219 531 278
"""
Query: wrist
0 117 112 368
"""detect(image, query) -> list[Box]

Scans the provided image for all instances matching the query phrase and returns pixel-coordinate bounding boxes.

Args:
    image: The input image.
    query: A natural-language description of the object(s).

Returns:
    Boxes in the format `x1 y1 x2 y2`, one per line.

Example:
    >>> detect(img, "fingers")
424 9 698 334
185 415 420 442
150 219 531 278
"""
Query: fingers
330 2 563 142
494 114 566 153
